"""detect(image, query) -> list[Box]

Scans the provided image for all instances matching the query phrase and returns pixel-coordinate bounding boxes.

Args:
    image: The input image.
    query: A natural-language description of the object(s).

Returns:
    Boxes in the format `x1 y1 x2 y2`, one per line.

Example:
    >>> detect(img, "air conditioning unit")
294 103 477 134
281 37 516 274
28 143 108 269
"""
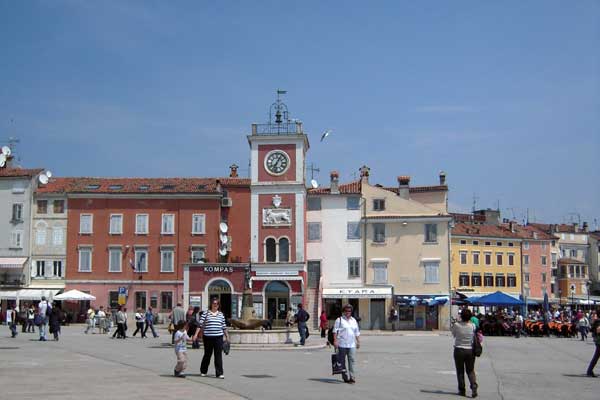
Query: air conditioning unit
221 197 233 207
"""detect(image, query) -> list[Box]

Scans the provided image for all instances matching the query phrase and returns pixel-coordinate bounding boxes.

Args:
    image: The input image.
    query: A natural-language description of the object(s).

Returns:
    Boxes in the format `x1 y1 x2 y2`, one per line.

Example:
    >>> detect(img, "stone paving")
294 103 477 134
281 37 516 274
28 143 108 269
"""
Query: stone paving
0 325 597 400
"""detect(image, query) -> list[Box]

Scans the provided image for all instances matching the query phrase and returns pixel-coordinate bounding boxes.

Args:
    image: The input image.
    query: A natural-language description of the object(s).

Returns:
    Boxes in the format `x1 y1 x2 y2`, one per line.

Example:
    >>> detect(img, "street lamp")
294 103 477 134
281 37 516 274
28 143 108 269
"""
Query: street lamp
586 280 591 311
558 289 562 308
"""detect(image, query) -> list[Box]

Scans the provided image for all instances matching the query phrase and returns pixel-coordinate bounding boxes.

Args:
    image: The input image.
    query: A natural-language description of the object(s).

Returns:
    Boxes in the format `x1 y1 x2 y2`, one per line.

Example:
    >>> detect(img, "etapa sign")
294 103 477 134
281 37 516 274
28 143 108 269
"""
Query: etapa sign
203 266 234 273
322 287 392 299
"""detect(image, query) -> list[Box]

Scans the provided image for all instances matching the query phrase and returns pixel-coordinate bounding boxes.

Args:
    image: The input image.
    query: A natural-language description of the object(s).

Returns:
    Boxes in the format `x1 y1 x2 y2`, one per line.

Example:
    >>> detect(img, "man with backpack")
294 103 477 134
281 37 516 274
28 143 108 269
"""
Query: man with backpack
294 304 310 346
38 296 51 341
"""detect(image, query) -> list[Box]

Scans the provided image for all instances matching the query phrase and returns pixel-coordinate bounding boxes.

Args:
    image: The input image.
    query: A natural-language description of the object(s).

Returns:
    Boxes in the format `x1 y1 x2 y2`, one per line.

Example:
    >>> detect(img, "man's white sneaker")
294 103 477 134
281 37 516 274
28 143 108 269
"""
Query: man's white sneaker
200 373 207 377
217 375 225 379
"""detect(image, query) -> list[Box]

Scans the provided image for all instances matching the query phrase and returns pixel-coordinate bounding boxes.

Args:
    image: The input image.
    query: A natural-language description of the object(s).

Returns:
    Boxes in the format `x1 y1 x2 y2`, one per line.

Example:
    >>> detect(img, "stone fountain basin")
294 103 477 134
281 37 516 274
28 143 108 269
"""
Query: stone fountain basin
228 328 301 345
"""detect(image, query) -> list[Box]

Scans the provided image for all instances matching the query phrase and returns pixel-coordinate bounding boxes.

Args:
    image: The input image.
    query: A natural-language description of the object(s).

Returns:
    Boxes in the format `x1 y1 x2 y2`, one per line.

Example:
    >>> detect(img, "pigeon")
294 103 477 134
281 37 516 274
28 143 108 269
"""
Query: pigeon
320 129 332 142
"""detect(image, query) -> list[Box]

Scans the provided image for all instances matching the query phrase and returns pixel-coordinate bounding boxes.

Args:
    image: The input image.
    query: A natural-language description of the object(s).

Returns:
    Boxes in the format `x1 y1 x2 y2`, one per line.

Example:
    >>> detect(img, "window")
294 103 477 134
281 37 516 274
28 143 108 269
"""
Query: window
373 223 386 243
523 255 530 265
541 272 547 283
136 214 149 234
524 273 530 283
460 239 467 245
347 222 361 240
484 273 494 287
108 185 123 190
109 248 122 272
135 249 148 272
424 261 439 283
53 200 65 214
541 256 547 266
37 200 48 214
308 222 321 241
508 253 515 266
472 251 480 265
36 260 46 277
570 249 577 258
459 273 470 286
496 274 506 287
109 291 119 309
307 197 321 211
109 214 123 234
541 242 547 250
53 261 63 278
80 214 93 234
485 241 491 246
523 241 530 250
508 242 514 247
570 234 574 240
279 238 289 262
459 251 468 265
473 240 479 246
135 292 147 310
161 292 173 311
12 203 23 222
265 238 277 262
472 273 482 287
348 258 360 278
150 295 158 309
496 253 503 266
161 214 175 234
507 274 517 287
346 197 360 210
160 249 175 272
373 199 385 211
190 247 205 263
398 306 414 321
424 224 437 243
373 262 388 284
36 226 47 245
307 261 321 289
78 248 92 272
192 214 205 234
10 230 23 248
52 228 64 245
484 252 492 265
496 241 502 247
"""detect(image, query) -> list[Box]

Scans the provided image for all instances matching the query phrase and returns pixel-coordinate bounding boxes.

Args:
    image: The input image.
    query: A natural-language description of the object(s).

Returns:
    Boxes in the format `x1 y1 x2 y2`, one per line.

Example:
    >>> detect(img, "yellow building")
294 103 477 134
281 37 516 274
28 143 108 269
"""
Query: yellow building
451 223 522 299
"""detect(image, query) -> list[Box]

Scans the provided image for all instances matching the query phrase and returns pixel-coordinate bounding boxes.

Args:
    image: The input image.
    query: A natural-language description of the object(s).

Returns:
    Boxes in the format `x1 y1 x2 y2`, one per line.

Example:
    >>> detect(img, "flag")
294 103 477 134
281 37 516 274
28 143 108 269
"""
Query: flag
277 89 287 95
129 258 135 271
138 253 146 271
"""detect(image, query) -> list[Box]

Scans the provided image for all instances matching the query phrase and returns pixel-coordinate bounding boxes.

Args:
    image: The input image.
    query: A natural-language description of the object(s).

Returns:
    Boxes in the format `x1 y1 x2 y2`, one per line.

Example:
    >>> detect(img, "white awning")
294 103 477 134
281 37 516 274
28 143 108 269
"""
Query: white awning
322 287 393 299
251 276 304 281
0 290 18 299
0 257 27 269
54 289 96 301
13 289 60 300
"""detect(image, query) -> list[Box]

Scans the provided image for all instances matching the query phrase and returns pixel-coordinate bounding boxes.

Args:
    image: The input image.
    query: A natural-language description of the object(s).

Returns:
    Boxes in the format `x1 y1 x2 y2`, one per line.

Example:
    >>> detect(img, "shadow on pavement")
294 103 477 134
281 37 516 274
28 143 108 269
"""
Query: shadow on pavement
420 389 462 396
308 378 345 384
562 374 597 378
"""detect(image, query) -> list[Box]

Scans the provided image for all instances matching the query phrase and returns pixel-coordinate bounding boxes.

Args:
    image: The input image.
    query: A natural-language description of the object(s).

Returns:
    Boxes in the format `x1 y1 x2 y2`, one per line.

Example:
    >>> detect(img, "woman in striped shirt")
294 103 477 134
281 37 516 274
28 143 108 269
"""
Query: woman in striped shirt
194 298 229 379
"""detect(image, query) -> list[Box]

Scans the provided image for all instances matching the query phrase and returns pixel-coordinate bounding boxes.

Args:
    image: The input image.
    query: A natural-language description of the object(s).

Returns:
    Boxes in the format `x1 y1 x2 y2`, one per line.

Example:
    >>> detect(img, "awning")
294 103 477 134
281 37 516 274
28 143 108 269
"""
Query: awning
1 289 60 301
0 257 27 269
323 287 393 299
0 290 18 299
395 294 450 306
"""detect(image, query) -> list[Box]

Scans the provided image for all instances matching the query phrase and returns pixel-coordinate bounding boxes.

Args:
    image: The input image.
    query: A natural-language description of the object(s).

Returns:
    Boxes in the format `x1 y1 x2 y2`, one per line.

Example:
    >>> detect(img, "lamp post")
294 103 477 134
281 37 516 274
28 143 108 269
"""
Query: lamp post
558 289 562 308
586 280 591 311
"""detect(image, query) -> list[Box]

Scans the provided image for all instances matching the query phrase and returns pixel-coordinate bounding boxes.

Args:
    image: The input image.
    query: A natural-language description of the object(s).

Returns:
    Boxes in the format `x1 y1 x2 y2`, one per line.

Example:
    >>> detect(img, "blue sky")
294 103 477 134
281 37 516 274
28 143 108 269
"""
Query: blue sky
1 1 598 226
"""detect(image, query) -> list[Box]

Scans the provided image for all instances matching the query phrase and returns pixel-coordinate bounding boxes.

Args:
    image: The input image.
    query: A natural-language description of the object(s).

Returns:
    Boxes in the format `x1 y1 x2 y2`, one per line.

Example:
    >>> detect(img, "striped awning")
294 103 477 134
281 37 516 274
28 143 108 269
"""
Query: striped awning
0 257 27 269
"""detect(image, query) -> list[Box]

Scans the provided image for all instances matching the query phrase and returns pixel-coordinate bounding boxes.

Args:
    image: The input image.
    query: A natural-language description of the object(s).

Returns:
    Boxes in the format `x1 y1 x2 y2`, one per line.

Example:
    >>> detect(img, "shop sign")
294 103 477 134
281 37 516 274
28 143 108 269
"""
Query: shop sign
322 287 392 299
255 270 298 276
189 296 202 307
203 266 234 273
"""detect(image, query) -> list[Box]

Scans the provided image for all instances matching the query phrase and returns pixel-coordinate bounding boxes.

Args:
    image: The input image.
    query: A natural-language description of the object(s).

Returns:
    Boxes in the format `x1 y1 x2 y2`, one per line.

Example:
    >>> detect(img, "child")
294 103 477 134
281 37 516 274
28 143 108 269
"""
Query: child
173 320 192 377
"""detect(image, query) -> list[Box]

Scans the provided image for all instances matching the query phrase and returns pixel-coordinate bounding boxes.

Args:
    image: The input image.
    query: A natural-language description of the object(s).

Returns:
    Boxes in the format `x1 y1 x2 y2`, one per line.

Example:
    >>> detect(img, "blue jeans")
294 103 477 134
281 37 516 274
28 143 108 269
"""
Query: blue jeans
338 347 356 381
39 318 48 339
298 322 307 345
9 323 18 337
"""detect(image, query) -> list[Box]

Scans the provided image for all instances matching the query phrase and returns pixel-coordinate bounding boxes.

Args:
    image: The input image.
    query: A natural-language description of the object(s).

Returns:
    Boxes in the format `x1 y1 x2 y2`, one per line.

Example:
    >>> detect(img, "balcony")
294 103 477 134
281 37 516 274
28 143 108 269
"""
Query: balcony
251 121 303 136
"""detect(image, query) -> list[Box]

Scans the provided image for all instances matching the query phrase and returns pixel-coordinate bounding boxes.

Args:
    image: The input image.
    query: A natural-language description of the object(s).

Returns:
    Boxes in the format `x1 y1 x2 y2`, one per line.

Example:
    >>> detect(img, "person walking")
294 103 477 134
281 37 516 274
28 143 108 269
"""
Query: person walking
333 304 361 384
188 306 202 349
578 314 590 341
173 320 192 378
194 298 229 379
451 308 478 398
586 318 600 377
84 306 95 334
26 305 35 333
170 303 186 344
6 305 17 338
49 303 62 341
294 303 310 346
319 310 328 338
112 306 126 339
132 308 147 338
38 296 51 341
143 307 159 338
388 306 398 332
285 308 295 327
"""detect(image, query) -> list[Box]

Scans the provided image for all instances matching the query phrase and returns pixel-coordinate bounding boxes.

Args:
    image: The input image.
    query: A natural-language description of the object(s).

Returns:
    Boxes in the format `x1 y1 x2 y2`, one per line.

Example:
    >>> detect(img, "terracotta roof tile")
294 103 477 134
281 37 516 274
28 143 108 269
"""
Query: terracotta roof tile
558 258 586 265
385 185 448 194
529 223 587 234
307 180 361 195
0 167 44 178
504 224 556 241
451 222 522 239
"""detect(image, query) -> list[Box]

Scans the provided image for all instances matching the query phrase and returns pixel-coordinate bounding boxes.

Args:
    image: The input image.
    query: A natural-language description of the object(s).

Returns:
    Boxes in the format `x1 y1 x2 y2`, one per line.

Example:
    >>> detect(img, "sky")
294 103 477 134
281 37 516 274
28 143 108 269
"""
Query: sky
1 1 599 226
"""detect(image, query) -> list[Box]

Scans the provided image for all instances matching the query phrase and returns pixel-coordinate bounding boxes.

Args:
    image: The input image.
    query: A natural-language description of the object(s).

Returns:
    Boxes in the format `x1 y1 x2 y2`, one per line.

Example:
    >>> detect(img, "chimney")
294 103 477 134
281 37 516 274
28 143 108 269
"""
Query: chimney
509 221 515 232
397 175 410 199
229 164 239 178
5 155 15 169
572 222 579 233
439 171 446 185
359 165 370 183
582 221 589 232
533 231 538 239
330 170 340 194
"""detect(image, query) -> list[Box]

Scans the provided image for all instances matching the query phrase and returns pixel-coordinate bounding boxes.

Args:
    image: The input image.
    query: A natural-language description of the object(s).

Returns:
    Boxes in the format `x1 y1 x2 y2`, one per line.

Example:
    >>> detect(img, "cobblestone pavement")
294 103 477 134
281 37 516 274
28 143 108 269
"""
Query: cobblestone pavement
0 325 597 400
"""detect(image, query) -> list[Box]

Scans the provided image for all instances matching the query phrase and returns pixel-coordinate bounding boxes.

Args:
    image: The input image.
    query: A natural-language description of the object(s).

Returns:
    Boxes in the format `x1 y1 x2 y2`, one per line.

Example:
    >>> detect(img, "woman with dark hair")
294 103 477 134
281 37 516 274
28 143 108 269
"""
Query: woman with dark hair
194 299 229 379
188 306 201 349
451 309 478 398
49 302 62 341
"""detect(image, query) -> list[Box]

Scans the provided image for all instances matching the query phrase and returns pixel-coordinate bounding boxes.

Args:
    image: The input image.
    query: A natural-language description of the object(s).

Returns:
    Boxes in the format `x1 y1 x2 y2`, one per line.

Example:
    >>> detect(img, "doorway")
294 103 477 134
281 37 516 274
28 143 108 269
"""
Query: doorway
265 281 289 327
208 279 232 320
370 299 385 330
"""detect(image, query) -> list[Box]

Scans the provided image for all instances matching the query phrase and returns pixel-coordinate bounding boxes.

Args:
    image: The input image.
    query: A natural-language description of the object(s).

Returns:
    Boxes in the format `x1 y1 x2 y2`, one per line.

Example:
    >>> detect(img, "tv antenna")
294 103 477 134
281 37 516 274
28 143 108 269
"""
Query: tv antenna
472 193 479 212
307 163 320 180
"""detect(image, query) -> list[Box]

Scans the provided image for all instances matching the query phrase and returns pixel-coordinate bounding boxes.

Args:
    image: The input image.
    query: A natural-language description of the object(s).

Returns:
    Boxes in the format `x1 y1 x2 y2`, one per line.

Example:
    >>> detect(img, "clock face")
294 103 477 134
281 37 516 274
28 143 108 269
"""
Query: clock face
264 150 290 175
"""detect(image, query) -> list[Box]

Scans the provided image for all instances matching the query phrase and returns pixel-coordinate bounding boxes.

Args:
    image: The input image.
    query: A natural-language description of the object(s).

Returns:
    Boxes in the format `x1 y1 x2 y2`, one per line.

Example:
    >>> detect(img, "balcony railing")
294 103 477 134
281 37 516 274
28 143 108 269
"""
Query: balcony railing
251 122 303 136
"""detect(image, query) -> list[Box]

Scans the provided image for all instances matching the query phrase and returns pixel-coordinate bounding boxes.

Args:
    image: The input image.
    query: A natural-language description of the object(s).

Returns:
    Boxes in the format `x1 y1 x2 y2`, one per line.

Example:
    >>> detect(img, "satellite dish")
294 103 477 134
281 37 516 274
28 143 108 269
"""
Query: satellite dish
310 179 319 189
45 170 52 178
218 246 228 256
39 174 49 185
220 234 229 244
2 146 11 156
219 222 228 233
0 153 5 167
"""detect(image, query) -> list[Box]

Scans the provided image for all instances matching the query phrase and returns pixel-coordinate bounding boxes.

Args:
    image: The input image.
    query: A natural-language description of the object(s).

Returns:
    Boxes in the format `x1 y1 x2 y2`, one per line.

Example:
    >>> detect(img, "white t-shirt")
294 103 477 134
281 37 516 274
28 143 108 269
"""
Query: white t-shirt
174 330 189 353
6 309 13 323
39 301 48 317
97 310 106 318
334 316 360 348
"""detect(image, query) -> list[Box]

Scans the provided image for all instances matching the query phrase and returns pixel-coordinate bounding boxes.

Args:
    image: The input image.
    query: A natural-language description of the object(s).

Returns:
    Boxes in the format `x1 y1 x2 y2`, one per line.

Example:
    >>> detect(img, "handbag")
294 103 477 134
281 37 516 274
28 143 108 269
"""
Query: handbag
473 329 483 357
331 351 346 375
223 340 231 355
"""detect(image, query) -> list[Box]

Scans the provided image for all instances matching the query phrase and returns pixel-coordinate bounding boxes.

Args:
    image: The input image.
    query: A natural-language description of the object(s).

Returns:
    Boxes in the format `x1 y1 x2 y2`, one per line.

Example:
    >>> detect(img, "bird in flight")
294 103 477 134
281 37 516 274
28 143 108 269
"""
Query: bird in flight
320 129 332 142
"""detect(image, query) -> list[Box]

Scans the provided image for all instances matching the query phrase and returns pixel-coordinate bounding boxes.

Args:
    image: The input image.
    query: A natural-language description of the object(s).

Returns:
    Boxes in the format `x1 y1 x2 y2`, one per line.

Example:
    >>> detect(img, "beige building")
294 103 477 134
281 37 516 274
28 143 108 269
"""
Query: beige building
360 167 451 330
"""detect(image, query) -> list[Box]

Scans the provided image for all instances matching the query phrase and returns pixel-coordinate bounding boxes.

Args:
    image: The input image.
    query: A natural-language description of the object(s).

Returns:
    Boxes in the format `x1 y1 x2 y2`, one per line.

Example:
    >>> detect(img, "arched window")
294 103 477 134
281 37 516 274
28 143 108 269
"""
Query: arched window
279 237 289 262
265 238 277 262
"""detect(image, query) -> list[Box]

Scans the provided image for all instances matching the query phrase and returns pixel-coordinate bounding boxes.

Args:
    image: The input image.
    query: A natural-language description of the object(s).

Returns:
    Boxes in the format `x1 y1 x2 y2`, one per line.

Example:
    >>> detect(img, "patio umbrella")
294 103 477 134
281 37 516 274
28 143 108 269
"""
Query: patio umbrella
54 289 96 301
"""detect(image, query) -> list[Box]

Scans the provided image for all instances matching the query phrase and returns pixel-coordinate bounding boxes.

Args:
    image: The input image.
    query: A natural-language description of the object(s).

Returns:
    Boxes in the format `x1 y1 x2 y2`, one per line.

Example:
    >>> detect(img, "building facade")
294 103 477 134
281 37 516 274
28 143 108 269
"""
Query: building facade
512 225 553 301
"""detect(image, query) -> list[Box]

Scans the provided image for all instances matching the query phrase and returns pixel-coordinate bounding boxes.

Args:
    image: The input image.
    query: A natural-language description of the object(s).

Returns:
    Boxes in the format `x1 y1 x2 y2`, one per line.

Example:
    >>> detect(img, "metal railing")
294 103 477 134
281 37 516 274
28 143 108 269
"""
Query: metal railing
251 122 303 136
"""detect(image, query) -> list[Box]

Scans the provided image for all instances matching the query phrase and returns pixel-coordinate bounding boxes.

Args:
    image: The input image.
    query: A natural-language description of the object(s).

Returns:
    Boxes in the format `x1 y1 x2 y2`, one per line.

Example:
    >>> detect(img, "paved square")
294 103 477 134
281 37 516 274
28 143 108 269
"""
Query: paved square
0 326 597 400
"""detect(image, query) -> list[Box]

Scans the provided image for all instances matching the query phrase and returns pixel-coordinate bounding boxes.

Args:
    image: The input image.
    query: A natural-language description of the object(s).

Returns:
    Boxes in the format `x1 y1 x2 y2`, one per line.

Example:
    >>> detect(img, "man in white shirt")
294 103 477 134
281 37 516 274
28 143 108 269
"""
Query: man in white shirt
333 304 361 384
38 296 50 341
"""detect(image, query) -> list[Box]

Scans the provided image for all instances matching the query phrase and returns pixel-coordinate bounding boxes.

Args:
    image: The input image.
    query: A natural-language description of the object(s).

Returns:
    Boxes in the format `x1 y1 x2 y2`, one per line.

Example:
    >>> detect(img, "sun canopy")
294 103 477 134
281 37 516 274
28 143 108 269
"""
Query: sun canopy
467 291 524 306
54 289 96 301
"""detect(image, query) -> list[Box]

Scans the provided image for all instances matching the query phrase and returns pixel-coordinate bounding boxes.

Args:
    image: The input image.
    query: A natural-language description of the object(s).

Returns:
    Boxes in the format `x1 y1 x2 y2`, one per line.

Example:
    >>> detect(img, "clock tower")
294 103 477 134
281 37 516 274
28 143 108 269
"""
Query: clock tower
247 92 309 324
